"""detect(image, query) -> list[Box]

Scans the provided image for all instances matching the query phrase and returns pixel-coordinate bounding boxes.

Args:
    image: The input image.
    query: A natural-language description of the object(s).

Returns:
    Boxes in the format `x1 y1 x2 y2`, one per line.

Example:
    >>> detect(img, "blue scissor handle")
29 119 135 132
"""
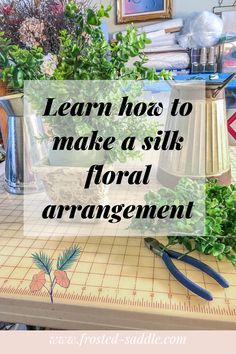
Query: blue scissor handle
166 249 229 289
162 252 213 301
144 238 230 301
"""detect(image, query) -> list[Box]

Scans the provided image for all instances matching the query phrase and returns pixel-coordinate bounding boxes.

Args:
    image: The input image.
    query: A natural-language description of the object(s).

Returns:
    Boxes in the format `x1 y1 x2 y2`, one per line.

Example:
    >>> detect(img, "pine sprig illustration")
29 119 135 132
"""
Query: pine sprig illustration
57 244 81 271
30 244 81 303
32 252 53 276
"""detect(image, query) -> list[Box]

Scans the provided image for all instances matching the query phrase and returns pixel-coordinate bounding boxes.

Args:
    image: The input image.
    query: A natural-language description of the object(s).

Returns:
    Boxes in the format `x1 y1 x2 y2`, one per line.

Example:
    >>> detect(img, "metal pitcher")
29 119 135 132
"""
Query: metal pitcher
0 93 46 194
157 73 236 187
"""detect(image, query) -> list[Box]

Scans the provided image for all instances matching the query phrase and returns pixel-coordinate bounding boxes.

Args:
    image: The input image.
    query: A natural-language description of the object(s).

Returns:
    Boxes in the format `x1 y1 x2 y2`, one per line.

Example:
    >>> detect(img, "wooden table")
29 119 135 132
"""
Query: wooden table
0 151 236 330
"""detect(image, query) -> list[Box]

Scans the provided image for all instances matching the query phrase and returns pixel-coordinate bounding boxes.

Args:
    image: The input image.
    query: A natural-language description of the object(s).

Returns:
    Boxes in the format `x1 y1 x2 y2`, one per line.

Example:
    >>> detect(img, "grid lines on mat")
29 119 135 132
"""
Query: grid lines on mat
0 148 235 320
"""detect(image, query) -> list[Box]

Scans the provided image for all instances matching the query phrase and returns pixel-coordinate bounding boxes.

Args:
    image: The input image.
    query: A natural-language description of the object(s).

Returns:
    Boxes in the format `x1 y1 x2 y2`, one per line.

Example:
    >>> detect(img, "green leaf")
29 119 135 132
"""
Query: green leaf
182 238 193 252
212 243 225 257
116 32 123 41
0 52 8 66
32 252 53 276
57 245 81 271
17 70 24 88
106 4 112 12
87 9 100 26
97 5 105 17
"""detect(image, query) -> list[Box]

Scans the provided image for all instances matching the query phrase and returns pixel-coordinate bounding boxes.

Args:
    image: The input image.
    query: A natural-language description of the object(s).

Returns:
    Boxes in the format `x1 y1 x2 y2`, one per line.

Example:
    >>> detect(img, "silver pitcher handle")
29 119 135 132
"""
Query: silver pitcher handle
0 144 6 156
212 73 236 98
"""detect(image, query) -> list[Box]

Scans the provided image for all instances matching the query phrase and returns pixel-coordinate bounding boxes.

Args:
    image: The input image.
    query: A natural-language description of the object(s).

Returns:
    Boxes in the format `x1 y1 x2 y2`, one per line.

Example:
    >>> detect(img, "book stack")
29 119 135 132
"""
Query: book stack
114 18 190 74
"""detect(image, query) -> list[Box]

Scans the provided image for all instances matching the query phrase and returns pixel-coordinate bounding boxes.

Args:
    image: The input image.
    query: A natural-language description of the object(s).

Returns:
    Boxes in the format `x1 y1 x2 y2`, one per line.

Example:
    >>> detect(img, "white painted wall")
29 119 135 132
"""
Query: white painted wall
92 0 232 33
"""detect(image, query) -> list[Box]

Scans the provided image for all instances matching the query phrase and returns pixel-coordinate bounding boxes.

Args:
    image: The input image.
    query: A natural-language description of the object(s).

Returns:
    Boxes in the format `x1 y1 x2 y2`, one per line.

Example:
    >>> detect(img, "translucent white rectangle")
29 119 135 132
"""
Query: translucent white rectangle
24 80 207 237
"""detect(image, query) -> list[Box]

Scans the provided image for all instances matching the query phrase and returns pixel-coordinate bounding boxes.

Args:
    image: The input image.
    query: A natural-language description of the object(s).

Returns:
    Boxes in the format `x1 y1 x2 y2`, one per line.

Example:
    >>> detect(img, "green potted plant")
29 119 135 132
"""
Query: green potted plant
0 1 171 203
28 2 171 212
43 1 170 164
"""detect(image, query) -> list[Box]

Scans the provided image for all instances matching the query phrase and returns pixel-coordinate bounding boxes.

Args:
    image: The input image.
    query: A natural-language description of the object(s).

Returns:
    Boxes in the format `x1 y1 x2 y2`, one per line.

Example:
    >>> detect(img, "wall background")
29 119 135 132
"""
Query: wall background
92 0 232 33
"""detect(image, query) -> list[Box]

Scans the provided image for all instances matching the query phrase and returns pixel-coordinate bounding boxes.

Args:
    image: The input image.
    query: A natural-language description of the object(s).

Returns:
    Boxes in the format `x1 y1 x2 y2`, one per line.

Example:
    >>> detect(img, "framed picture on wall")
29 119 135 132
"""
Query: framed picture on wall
117 0 172 24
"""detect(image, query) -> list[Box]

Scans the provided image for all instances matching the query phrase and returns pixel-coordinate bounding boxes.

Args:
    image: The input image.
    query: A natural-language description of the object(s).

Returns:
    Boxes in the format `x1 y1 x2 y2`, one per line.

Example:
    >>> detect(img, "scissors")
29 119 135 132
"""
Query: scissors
144 237 229 301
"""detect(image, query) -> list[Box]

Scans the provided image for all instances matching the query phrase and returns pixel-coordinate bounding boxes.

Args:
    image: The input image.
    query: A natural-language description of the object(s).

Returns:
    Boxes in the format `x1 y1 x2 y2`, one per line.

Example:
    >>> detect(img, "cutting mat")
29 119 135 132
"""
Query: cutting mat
0 149 236 329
